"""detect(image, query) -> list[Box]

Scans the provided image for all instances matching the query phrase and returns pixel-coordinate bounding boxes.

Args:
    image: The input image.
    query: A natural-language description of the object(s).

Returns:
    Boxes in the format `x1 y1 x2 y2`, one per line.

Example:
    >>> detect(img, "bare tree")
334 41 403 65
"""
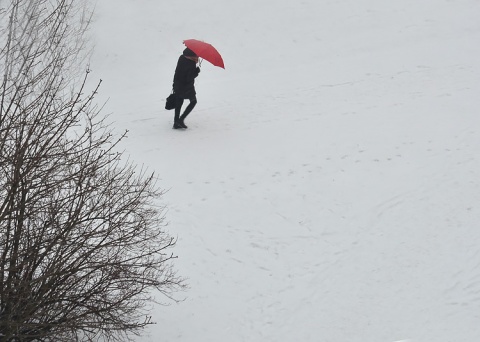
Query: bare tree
0 1 184 341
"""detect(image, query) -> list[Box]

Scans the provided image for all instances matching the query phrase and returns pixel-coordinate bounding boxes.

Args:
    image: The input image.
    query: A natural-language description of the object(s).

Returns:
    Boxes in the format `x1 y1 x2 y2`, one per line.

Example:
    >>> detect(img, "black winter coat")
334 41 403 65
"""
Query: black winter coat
173 55 200 99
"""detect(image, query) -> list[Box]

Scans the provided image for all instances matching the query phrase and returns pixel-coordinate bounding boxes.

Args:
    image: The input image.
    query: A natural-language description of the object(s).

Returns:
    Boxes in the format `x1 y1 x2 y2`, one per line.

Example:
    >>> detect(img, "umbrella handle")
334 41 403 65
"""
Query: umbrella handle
199 58 203 67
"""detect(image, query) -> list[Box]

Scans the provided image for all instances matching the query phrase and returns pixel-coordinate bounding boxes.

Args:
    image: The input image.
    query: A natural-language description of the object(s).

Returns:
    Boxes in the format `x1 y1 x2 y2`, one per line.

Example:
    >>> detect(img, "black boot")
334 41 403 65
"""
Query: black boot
173 98 185 129
173 120 183 129
173 116 182 129
173 113 185 129
178 114 188 129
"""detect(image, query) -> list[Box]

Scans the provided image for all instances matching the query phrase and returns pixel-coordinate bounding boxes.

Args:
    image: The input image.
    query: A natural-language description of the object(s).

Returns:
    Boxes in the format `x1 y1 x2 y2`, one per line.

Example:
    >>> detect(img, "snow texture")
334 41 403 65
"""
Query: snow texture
90 0 480 341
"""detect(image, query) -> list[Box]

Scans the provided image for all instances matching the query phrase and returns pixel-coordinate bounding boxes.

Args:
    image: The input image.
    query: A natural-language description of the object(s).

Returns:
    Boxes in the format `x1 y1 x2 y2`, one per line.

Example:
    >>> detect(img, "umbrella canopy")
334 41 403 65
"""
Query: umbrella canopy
183 39 225 69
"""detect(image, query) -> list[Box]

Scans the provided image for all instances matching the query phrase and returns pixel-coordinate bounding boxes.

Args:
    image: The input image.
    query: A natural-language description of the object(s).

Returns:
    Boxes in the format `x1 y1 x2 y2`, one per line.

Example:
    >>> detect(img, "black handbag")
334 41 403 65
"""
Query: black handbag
165 92 176 110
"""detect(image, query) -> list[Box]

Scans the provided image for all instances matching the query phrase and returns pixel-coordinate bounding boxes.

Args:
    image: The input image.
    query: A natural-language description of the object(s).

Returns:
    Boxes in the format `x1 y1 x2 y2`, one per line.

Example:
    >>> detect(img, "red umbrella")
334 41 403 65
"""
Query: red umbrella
183 39 225 69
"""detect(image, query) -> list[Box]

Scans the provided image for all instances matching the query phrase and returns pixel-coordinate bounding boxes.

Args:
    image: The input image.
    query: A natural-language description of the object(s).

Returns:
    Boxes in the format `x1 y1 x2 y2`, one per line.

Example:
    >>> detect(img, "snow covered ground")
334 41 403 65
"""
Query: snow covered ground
90 0 480 341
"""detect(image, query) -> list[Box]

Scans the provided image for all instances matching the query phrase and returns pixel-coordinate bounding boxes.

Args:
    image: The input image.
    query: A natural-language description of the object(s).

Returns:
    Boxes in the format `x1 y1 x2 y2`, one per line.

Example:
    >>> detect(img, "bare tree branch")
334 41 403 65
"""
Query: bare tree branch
0 1 184 341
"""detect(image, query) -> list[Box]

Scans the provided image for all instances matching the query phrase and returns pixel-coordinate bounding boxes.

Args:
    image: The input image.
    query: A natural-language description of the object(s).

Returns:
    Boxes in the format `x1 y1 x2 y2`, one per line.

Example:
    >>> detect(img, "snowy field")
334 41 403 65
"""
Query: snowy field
89 0 480 341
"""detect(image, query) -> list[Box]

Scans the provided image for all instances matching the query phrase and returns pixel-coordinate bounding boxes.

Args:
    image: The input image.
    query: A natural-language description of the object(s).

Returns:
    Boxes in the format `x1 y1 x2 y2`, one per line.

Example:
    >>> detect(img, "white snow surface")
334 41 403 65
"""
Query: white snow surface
90 0 480 341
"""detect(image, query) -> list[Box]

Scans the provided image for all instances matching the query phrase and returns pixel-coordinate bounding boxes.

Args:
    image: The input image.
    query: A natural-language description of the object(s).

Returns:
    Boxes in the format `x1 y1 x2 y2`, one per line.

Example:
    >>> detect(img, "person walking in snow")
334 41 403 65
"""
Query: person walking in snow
172 48 201 129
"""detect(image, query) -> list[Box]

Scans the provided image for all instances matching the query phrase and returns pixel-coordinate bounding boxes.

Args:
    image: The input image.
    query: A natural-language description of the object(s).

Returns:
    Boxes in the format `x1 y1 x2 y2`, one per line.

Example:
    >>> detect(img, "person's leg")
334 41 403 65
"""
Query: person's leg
180 96 197 121
173 97 184 128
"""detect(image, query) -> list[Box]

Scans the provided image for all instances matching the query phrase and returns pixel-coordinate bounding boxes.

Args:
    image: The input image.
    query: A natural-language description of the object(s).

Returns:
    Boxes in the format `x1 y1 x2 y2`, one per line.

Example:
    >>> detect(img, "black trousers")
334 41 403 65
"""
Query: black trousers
174 95 197 121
